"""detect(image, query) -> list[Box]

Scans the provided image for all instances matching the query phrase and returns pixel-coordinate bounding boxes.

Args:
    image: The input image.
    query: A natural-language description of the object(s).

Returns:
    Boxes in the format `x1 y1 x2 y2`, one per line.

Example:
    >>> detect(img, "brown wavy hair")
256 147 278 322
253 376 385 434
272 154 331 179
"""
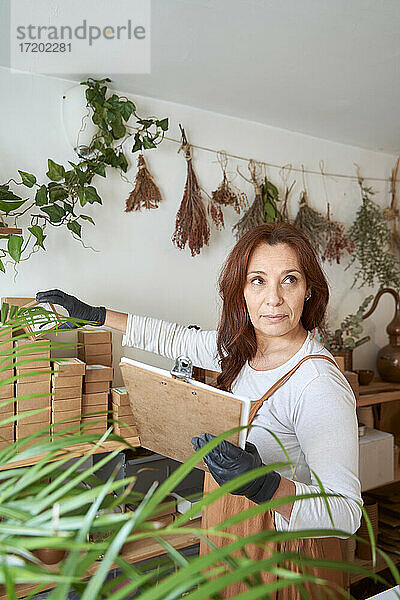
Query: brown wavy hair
216 223 329 391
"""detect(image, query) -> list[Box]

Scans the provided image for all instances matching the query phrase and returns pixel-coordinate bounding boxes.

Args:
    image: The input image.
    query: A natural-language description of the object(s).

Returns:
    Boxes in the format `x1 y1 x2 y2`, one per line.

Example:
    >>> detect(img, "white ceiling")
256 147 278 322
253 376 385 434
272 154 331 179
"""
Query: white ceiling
3 0 400 153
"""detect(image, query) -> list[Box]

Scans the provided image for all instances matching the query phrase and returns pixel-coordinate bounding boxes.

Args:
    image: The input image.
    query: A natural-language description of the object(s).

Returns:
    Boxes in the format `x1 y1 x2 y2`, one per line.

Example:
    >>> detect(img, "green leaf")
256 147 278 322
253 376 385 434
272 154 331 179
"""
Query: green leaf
119 100 136 122
67 221 82 238
0 258 5 273
92 163 106 177
48 185 69 202
142 136 157 150
46 159 65 182
132 135 142 153
80 215 95 225
28 225 46 249
156 118 169 131
0 185 22 201
0 198 26 213
83 186 102 205
7 235 23 262
111 116 126 139
35 185 48 206
18 170 36 188
117 153 128 173
41 204 65 223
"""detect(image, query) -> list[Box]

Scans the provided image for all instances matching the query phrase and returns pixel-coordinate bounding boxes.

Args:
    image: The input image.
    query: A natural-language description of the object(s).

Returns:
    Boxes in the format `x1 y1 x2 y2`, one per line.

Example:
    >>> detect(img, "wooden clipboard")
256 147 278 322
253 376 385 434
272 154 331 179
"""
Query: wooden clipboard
120 357 251 470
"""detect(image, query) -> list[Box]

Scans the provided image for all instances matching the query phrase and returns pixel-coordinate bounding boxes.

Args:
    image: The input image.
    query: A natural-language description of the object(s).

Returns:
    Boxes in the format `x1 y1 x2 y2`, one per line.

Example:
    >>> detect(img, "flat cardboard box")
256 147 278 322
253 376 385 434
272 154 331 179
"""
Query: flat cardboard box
17 407 50 425
82 414 107 423
83 381 110 394
0 401 15 418
16 395 50 412
52 397 81 413
1 297 34 307
0 358 13 369
54 386 82 401
78 329 112 345
0 369 13 383
16 418 50 437
112 403 133 418
18 435 50 449
0 424 14 440
80 353 112 367
82 392 108 408
16 361 51 373
0 384 13 400
51 420 80 434
0 439 14 449
14 338 51 356
84 365 113 383
16 381 51 397
111 387 129 406
52 358 86 377
113 422 138 437
52 408 81 422
15 370 51 383
359 427 394 490
81 407 108 418
52 375 83 389
78 343 112 357
0 327 13 351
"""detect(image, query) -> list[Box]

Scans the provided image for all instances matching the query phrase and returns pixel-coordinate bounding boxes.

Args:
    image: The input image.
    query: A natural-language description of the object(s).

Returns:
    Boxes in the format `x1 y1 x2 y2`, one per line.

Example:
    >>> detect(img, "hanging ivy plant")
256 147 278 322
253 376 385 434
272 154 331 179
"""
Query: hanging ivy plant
0 77 168 273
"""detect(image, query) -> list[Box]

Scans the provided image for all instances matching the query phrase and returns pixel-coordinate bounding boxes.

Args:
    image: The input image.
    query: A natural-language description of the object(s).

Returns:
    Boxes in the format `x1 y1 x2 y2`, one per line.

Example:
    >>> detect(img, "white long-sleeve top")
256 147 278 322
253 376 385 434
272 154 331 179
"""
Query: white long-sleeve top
122 314 363 538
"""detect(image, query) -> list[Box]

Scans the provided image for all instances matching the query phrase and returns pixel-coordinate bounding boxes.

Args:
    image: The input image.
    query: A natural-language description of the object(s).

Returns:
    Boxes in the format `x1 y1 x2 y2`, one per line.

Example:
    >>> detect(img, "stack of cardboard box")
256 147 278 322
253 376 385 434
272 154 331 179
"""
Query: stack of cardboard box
15 338 51 445
77 330 112 367
51 358 85 438
111 387 137 438
81 364 113 435
0 326 15 448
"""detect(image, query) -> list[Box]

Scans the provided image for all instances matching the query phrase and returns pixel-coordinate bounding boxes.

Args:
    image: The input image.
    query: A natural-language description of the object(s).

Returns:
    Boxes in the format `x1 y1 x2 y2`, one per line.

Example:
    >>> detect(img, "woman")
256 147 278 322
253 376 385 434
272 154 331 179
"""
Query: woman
37 222 362 599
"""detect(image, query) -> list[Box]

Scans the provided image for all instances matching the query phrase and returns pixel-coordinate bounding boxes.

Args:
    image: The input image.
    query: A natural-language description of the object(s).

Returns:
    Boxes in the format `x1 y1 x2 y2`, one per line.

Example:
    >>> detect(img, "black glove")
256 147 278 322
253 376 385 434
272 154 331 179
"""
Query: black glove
191 432 281 504
35 289 106 330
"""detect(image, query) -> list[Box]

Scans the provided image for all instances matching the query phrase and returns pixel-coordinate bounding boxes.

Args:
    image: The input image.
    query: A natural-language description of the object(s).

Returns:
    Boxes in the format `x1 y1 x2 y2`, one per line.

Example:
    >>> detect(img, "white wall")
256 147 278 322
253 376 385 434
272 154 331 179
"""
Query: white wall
0 67 397 383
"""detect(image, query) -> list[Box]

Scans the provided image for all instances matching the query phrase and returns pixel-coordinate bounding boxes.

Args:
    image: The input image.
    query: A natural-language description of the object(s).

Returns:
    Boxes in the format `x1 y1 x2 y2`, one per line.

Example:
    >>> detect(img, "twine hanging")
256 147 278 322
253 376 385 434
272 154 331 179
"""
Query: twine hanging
172 125 210 257
125 154 162 212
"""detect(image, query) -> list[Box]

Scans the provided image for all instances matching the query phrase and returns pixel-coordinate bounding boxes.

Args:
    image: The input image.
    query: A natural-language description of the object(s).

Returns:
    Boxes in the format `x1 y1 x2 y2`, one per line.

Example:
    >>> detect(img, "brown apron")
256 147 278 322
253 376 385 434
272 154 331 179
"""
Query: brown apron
200 355 346 599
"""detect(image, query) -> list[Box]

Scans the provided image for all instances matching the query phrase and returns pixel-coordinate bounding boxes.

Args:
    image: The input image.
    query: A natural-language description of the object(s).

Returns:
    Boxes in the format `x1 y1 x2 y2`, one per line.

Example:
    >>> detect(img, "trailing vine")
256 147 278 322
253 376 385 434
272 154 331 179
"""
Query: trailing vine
0 77 168 273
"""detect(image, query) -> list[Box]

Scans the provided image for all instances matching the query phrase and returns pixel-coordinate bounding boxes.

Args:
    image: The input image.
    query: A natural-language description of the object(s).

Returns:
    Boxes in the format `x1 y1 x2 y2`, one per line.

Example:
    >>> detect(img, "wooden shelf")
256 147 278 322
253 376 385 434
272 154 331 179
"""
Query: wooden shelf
0 437 141 471
0 518 201 599
358 380 400 407
350 551 400 585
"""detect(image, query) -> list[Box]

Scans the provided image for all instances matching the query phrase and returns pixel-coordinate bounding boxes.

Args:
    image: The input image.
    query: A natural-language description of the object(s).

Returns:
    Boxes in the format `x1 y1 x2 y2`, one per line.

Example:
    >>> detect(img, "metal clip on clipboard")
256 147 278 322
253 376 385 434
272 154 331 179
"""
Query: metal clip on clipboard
170 356 193 382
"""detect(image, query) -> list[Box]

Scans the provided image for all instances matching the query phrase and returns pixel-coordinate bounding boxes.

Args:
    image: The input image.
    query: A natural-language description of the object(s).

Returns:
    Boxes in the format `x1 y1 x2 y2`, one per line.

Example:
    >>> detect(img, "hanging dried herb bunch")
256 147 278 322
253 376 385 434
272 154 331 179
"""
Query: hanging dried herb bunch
172 125 210 257
322 205 355 265
232 161 265 239
294 190 331 255
211 152 248 214
125 153 162 212
346 175 400 289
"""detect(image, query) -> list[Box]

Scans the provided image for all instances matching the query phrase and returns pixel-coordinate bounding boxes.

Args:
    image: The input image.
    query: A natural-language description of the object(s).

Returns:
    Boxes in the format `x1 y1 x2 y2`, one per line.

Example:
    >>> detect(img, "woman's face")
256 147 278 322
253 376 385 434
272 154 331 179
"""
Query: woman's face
243 242 310 342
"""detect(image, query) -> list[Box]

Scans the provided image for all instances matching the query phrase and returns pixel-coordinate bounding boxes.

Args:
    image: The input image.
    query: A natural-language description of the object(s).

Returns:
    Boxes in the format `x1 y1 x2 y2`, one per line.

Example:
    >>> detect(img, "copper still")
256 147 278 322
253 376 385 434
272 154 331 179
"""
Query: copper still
362 287 400 382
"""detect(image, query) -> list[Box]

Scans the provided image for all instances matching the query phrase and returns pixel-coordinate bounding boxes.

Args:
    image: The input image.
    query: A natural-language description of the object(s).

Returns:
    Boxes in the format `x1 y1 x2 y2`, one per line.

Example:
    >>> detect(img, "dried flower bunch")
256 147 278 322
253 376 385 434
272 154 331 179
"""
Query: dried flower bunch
232 161 265 239
211 152 248 215
172 125 210 256
294 190 331 255
322 205 355 265
346 176 400 289
125 154 162 212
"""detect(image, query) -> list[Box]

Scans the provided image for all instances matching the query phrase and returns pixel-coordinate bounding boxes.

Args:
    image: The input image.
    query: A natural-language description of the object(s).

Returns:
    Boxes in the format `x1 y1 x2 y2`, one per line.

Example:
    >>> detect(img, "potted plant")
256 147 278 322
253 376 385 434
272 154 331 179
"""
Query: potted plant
324 295 374 371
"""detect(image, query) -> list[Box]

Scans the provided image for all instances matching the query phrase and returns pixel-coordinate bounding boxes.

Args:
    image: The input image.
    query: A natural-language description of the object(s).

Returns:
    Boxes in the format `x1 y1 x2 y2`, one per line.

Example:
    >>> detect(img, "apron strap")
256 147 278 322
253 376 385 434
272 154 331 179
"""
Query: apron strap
248 354 339 425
